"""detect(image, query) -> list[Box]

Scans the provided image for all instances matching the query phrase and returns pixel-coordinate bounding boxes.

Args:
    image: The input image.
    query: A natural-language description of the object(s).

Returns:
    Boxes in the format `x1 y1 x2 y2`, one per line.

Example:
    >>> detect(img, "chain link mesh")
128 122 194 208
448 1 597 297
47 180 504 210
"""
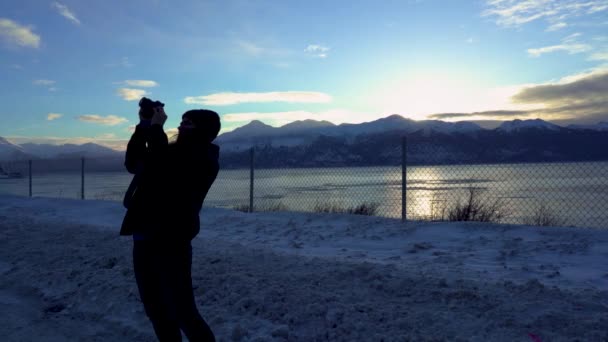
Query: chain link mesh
1 141 606 228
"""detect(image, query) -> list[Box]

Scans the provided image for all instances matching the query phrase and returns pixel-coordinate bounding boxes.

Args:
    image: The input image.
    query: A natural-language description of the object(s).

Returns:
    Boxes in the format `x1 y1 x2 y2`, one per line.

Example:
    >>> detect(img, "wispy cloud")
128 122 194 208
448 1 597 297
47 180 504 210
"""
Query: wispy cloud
117 88 147 101
185 91 332 105
589 51 608 60
483 0 608 29
429 110 528 120
235 40 291 58
78 114 128 126
105 57 133 68
305 44 330 58
51 2 80 25
47 113 63 121
527 33 591 57
546 22 568 31
0 18 40 48
528 43 591 57
96 133 117 139
237 41 265 56
33 79 56 86
121 80 158 87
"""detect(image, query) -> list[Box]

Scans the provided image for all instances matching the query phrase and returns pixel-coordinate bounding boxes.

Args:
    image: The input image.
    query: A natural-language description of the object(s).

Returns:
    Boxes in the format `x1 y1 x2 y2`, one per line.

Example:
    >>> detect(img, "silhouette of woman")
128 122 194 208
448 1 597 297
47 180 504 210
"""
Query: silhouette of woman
121 102 221 341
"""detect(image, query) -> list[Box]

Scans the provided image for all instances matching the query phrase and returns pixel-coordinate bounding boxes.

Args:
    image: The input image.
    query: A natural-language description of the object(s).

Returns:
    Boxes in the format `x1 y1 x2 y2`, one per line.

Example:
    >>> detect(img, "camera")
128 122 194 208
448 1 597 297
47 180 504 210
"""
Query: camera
139 97 165 119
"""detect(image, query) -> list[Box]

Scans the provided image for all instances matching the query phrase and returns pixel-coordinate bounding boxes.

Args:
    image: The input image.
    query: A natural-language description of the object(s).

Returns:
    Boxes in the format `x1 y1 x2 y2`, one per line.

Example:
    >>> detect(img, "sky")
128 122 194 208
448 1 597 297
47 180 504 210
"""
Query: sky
1 0 607 149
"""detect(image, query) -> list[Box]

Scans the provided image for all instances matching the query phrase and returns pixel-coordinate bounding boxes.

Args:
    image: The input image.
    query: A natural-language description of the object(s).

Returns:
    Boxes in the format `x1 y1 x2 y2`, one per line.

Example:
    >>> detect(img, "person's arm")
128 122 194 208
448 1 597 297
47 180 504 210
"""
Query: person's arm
143 108 169 170
125 106 169 173
124 120 151 174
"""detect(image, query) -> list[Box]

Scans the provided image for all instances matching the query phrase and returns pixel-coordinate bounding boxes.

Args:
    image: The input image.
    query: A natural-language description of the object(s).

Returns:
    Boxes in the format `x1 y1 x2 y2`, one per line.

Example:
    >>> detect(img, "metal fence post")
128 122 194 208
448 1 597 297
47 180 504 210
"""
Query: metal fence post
81 157 85 200
401 136 407 222
249 147 254 213
28 160 32 198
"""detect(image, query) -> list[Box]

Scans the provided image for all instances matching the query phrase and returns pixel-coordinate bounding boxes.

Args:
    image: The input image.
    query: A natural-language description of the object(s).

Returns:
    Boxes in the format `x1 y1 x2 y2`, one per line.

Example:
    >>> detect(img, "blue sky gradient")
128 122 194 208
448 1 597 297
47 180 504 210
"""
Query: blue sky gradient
1 0 607 148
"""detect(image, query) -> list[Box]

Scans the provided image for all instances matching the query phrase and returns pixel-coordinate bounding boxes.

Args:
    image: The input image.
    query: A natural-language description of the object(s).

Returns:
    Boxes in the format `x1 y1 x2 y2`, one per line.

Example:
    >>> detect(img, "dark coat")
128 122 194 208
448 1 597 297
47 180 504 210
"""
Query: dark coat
120 123 220 241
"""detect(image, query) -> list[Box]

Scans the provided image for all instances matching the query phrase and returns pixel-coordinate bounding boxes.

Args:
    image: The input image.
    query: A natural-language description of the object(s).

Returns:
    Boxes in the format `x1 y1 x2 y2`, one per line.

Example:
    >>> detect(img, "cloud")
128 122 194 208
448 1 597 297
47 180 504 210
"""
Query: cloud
527 33 591 57
528 43 591 57
428 66 608 123
589 51 608 60
185 91 332 105
121 80 158 87
105 57 133 68
165 128 179 137
546 22 568 31
235 41 291 58
429 110 528 120
78 115 128 126
512 70 608 105
47 113 63 121
237 41 265 56
51 2 80 25
96 133 117 139
483 0 608 28
33 79 56 86
426 67 608 123
0 18 40 48
117 88 147 101
305 44 330 58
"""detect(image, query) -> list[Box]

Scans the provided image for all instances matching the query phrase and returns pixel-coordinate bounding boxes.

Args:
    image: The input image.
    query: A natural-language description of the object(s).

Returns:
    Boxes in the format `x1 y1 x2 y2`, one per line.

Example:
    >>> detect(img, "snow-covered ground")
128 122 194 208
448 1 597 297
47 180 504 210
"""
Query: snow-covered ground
0 194 607 341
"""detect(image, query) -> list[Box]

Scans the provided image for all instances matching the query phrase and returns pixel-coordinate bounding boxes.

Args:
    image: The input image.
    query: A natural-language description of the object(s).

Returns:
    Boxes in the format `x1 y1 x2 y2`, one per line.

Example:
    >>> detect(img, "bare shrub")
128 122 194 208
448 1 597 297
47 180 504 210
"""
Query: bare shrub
346 202 379 216
447 187 508 223
314 201 379 216
234 201 289 213
313 201 345 214
523 203 566 227
259 201 289 212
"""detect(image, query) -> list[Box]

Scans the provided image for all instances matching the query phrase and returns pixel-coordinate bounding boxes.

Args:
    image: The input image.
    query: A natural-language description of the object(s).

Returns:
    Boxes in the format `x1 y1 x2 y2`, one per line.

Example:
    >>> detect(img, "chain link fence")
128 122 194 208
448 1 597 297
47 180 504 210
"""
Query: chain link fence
1 139 606 228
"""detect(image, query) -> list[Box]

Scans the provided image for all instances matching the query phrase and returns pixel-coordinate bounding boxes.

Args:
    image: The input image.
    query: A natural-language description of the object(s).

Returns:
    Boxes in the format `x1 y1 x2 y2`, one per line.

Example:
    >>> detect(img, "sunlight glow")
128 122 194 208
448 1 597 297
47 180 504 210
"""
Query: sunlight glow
369 73 540 120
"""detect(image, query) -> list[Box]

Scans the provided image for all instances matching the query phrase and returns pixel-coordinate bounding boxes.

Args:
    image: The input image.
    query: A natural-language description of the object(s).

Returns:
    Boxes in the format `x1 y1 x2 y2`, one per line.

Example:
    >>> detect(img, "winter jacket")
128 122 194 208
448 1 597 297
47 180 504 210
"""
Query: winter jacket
120 123 220 241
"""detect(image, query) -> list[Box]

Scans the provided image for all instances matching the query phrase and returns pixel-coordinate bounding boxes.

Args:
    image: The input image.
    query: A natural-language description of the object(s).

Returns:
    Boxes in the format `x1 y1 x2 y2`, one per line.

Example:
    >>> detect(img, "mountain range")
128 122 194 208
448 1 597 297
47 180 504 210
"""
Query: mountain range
1 115 607 169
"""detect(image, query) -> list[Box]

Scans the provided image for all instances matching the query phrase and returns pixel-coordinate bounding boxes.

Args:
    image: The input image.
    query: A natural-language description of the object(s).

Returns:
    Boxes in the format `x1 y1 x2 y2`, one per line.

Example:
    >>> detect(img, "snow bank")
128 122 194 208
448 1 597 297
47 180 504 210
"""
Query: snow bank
0 194 607 341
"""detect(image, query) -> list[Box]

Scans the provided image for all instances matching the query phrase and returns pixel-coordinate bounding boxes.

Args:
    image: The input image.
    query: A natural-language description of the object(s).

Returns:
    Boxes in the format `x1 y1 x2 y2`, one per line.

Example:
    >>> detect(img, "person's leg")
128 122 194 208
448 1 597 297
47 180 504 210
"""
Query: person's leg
133 240 182 341
171 243 216 342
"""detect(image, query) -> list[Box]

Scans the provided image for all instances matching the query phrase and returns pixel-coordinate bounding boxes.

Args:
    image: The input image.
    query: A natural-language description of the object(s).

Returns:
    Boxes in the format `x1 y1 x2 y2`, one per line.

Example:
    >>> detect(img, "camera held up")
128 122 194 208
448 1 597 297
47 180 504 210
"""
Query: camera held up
139 97 165 119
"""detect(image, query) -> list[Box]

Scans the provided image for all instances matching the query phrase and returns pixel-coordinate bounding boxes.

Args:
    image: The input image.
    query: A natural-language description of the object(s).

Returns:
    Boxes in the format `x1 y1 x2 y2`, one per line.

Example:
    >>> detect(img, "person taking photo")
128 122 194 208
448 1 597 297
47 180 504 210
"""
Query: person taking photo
121 98 221 341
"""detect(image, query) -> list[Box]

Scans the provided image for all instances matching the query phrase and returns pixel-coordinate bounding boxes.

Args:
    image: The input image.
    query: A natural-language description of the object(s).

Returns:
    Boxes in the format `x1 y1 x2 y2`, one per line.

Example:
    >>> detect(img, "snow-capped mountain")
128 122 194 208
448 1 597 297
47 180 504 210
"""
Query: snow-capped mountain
216 114 484 151
280 119 336 133
19 142 122 159
496 119 562 133
0 137 28 161
568 122 608 131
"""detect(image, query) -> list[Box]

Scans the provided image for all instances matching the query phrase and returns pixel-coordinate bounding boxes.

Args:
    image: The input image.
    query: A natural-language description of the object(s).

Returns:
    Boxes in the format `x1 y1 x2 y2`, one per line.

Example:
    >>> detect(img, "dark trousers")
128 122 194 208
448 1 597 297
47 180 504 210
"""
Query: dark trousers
133 240 215 342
